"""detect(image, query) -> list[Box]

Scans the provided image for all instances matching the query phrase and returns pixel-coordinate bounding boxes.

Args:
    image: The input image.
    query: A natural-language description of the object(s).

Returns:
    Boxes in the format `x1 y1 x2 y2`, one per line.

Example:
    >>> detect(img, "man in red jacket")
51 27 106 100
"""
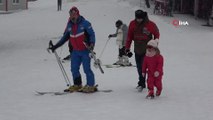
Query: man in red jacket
125 9 160 91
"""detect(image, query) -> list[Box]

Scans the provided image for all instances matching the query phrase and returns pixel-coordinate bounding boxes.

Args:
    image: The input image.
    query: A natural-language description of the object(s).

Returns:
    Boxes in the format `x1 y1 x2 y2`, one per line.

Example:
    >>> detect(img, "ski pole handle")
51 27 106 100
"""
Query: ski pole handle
49 40 53 48
47 40 56 53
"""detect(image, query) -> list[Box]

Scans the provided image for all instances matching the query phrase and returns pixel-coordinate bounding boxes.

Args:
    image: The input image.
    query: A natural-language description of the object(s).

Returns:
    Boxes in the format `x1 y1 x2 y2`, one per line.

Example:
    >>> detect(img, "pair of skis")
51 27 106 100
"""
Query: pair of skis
36 84 112 96
36 89 112 96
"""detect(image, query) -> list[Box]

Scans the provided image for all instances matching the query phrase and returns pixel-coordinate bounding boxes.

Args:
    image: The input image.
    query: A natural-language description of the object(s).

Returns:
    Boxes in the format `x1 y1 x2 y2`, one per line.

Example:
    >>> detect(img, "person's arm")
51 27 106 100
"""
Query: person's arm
155 55 164 76
48 30 69 52
108 29 118 38
55 31 70 48
151 22 160 40
125 21 134 50
84 20 95 48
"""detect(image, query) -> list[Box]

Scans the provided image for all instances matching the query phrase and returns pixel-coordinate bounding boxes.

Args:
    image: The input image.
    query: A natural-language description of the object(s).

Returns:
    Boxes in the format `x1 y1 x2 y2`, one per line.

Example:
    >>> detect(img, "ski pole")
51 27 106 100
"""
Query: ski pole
48 40 71 87
98 38 110 59
54 51 71 86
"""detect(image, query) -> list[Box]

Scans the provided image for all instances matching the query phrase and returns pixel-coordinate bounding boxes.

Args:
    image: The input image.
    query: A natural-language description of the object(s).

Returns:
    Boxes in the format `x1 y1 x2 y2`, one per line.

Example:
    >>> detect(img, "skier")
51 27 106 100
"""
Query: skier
48 6 97 93
142 40 164 98
57 0 62 11
108 20 132 66
125 9 160 91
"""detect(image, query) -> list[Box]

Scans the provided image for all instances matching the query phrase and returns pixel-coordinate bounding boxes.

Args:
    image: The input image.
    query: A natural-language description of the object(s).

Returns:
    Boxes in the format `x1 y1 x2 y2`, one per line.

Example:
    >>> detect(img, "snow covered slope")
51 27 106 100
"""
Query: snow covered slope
0 0 213 120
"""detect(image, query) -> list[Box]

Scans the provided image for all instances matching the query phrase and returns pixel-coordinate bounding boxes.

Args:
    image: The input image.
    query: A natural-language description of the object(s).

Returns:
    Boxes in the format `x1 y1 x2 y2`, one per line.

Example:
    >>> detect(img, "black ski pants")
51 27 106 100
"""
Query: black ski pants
135 53 146 88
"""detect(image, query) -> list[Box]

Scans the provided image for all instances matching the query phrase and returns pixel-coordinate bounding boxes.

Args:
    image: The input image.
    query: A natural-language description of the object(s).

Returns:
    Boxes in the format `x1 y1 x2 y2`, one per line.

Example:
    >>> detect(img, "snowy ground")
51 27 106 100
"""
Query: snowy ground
0 0 213 120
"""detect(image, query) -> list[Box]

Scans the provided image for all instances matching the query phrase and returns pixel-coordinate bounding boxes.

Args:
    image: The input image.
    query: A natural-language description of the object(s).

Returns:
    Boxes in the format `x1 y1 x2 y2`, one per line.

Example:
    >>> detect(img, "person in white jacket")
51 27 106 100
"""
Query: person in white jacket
108 20 131 66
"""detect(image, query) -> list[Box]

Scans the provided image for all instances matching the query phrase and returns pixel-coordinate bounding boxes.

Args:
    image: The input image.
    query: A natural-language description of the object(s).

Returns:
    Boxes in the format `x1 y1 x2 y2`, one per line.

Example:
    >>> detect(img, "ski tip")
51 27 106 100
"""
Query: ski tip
35 91 45 95
98 89 113 93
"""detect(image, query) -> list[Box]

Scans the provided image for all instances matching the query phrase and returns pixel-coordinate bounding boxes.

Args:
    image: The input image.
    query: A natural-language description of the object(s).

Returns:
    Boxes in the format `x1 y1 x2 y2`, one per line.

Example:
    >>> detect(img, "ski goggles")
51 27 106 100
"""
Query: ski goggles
69 10 78 17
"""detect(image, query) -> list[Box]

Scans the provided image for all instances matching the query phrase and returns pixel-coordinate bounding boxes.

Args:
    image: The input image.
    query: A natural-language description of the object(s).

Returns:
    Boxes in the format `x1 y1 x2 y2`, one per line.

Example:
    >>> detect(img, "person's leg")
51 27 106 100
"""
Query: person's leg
145 0 150 8
155 76 163 96
71 51 82 84
147 77 154 95
135 54 146 88
114 48 123 65
64 51 82 92
82 50 95 86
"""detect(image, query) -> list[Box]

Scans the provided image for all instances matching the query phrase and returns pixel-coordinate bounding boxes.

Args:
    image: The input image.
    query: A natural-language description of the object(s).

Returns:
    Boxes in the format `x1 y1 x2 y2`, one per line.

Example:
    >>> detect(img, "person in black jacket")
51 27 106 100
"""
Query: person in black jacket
145 0 150 8
57 0 62 11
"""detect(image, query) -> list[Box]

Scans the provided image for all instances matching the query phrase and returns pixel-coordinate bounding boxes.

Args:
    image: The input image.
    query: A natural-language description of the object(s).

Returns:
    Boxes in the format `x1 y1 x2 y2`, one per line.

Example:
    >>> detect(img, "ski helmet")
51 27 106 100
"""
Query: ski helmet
69 6 80 23
69 6 79 16
115 20 123 28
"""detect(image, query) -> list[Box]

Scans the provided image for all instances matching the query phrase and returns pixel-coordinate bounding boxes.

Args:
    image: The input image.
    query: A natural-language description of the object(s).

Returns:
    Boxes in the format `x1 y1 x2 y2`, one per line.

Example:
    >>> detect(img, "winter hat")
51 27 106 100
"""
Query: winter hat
69 6 80 16
147 40 158 48
135 9 147 19
115 20 123 28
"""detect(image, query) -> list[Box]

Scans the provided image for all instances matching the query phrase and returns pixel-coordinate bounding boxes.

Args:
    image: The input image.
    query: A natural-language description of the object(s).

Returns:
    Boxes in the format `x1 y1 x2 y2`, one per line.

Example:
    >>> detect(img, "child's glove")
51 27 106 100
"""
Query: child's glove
154 71 159 77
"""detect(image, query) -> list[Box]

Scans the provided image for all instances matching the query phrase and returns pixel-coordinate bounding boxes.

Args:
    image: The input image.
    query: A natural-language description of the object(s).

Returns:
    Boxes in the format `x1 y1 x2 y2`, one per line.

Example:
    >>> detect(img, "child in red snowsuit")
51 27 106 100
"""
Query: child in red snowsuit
142 40 164 98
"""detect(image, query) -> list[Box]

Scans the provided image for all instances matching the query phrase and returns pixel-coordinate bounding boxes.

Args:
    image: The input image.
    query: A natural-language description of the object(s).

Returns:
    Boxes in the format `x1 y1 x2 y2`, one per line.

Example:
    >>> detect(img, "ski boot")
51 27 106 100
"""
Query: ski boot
146 94 155 99
120 56 132 66
136 86 144 92
78 85 98 93
113 57 123 65
64 85 82 92
146 91 155 99
137 80 146 92
156 90 161 97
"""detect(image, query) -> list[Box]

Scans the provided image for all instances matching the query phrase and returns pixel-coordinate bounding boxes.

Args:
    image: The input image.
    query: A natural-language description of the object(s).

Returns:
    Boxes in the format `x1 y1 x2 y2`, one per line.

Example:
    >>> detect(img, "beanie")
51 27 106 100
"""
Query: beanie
69 6 80 16
135 9 147 19
115 20 123 28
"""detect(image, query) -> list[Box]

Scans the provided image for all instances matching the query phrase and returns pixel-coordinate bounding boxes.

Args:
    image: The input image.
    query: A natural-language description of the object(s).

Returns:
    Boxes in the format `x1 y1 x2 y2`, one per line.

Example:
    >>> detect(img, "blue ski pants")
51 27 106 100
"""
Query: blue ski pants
71 50 95 86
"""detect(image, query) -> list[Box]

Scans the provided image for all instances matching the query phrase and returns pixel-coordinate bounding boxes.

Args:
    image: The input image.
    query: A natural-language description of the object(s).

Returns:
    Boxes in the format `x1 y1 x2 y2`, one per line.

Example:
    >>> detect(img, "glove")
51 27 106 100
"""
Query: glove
108 34 113 38
88 43 94 50
154 71 160 77
48 45 57 53
94 59 101 68
125 49 133 58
